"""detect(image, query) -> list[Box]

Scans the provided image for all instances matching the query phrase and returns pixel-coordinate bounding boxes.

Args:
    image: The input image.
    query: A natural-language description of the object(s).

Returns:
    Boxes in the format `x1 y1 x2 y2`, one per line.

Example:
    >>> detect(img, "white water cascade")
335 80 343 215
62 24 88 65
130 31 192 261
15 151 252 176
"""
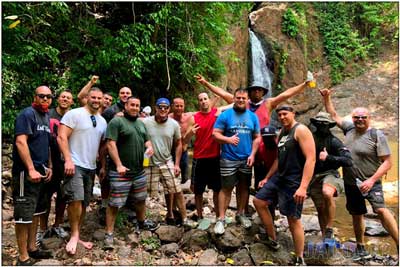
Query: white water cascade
249 29 273 98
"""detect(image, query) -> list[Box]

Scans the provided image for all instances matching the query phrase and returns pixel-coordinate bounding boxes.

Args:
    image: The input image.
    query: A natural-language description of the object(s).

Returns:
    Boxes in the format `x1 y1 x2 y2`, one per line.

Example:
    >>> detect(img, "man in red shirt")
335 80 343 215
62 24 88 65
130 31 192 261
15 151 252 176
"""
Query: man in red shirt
184 93 230 222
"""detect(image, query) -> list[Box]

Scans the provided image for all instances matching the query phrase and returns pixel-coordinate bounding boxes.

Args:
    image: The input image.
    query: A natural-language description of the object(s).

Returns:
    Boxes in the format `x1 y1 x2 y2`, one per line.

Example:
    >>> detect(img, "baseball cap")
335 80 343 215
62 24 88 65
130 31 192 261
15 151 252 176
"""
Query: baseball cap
261 126 277 137
156 98 170 106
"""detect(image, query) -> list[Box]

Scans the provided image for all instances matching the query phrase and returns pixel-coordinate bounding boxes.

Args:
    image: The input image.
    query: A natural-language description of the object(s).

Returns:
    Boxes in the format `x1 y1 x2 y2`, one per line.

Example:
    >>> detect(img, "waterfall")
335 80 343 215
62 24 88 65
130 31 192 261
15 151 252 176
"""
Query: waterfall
249 29 273 98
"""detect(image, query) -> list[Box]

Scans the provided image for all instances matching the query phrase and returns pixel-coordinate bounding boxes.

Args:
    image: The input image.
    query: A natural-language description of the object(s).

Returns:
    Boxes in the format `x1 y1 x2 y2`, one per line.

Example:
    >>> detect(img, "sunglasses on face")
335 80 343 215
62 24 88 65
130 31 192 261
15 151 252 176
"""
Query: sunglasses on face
36 94 54 99
352 116 368 120
157 105 169 110
90 115 97 127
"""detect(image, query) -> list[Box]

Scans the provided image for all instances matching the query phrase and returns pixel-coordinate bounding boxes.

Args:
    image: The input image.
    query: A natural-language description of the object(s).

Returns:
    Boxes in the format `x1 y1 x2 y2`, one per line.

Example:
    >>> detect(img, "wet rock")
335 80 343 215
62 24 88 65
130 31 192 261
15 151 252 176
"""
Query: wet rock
41 237 64 250
181 229 209 252
33 259 63 266
92 229 106 241
249 242 292 265
365 219 389 236
301 214 321 232
160 242 179 256
155 225 184 243
232 248 253 265
198 249 219 265
213 225 243 252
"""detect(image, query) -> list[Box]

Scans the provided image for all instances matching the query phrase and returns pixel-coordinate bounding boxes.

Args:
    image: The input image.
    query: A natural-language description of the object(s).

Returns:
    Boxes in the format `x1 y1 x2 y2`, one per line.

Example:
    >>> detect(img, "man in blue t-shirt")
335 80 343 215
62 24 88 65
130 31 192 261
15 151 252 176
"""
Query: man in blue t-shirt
12 86 54 265
212 88 261 234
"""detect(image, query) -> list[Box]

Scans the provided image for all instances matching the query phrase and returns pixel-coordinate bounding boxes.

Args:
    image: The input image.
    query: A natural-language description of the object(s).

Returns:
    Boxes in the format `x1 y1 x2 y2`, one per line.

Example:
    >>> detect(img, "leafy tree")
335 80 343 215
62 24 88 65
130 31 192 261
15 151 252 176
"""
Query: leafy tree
2 2 252 137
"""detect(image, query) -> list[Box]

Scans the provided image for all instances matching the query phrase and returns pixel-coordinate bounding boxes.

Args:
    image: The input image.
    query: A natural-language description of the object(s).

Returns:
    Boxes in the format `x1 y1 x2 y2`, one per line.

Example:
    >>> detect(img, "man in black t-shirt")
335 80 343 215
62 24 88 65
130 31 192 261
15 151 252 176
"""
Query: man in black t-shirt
12 86 54 265
38 90 74 241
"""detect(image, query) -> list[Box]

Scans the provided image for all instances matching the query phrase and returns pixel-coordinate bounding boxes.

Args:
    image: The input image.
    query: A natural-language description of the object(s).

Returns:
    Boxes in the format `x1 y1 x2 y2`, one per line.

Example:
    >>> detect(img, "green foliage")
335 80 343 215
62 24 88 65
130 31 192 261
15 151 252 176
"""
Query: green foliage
115 211 128 229
2 2 252 137
140 236 161 250
314 2 398 84
282 8 299 38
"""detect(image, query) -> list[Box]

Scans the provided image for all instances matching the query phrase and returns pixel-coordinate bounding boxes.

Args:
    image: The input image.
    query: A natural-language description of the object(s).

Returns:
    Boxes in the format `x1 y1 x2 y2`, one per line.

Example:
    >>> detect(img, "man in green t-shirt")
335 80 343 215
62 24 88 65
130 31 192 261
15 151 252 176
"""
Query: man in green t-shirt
103 96 158 250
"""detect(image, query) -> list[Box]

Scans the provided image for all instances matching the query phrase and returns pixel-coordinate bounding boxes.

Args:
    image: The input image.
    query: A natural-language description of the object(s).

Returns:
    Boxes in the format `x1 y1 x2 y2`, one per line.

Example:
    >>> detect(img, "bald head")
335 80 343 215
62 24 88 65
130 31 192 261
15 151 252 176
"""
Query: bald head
35 86 51 95
351 107 370 132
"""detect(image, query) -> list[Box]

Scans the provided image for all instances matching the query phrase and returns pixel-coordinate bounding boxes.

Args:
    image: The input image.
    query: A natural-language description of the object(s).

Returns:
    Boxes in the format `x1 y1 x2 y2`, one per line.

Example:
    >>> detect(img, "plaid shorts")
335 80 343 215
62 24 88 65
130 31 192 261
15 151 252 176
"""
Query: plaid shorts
108 170 147 208
146 160 182 197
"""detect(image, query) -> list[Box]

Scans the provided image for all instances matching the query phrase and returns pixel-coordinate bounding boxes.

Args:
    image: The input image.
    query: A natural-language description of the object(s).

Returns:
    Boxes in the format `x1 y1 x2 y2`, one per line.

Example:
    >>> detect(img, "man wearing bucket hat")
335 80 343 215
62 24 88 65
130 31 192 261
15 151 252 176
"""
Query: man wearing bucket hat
195 74 314 216
307 112 353 242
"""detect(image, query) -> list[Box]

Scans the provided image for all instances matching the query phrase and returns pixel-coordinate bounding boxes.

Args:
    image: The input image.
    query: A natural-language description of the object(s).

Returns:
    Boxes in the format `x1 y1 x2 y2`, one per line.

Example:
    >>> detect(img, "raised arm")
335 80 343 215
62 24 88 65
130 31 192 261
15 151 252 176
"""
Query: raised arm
77 75 99 106
267 80 309 112
319 88 343 127
195 74 234 104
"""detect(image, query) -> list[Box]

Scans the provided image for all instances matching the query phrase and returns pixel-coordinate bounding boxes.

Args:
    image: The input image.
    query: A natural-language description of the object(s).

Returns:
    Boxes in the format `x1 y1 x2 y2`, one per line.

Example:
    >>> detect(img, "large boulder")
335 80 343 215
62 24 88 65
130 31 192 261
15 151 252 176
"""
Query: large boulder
181 229 210 252
155 225 184 243
197 249 219 266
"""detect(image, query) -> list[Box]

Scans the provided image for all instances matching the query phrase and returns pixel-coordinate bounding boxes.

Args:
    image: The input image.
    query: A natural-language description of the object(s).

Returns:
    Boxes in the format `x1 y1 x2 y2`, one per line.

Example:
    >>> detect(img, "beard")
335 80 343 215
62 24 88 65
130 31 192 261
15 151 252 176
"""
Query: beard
233 104 246 113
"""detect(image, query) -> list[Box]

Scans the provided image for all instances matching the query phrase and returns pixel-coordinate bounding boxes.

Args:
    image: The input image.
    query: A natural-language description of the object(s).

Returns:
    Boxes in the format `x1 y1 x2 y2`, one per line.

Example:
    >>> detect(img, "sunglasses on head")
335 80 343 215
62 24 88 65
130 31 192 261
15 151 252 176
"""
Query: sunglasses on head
157 105 169 110
36 94 54 99
352 115 368 120
90 115 97 127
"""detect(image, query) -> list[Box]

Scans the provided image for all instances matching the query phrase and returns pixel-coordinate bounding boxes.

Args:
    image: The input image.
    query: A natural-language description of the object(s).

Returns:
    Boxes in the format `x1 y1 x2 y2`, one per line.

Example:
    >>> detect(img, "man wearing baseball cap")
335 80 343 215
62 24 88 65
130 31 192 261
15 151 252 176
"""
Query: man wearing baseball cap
142 98 194 227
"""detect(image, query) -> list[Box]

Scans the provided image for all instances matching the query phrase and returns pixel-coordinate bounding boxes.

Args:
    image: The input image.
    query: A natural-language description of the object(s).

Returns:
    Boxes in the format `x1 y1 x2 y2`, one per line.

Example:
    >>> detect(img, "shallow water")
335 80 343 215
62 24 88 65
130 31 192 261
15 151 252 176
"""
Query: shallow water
303 140 399 256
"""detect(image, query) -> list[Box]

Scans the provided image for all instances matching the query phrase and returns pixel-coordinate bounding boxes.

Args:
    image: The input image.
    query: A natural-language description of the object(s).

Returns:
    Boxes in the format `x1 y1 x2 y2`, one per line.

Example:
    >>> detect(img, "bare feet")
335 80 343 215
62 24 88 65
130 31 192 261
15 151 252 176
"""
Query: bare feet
78 239 93 250
66 236 79 255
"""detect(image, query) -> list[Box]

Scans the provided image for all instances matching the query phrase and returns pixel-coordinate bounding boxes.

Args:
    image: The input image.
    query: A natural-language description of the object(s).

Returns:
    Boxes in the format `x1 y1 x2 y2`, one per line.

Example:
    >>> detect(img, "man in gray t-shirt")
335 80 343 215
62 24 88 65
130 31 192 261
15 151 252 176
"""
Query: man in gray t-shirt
321 88 398 261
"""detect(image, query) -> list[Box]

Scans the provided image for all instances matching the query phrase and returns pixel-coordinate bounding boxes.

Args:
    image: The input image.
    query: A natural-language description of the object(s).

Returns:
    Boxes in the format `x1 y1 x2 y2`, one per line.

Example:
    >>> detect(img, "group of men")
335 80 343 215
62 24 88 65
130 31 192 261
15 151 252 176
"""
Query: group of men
11 73 398 266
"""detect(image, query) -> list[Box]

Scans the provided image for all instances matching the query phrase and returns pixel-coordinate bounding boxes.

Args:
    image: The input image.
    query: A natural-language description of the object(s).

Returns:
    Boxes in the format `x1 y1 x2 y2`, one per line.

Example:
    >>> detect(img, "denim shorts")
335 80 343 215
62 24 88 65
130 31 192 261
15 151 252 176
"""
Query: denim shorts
62 165 95 207
344 182 385 215
255 174 303 219
13 167 48 223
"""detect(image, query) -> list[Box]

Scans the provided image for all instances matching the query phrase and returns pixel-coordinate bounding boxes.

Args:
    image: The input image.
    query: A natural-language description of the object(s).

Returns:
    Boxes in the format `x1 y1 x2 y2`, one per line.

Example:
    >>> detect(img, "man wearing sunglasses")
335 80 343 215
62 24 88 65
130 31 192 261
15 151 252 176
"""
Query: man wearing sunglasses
143 98 193 227
37 90 74 244
321 88 398 261
307 112 353 243
12 86 54 265
57 87 107 255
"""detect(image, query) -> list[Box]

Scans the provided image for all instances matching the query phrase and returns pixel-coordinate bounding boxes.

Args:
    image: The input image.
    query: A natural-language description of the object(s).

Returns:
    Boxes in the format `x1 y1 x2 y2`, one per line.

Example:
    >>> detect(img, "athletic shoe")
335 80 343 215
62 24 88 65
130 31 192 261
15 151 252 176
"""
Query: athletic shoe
294 257 307 266
235 214 252 229
16 257 37 266
52 226 69 239
324 227 334 240
138 220 159 232
352 245 372 261
103 233 114 250
214 219 225 235
256 233 280 251
28 249 52 259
